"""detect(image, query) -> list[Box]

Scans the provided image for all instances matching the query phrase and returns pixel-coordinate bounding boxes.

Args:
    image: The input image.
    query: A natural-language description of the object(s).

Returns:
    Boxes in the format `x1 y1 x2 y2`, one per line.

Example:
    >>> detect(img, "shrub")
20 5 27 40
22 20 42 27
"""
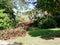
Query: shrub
31 16 57 29
40 18 57 29
54 15 60 27
31 16 46 27
0 9 12 30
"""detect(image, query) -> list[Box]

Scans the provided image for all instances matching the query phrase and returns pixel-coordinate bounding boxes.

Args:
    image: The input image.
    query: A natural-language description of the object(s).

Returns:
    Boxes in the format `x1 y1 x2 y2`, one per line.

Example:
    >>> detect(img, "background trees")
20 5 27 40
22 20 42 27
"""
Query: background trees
37 0 60 14
0 0 17 30
29 0 60 28
0 0 14 14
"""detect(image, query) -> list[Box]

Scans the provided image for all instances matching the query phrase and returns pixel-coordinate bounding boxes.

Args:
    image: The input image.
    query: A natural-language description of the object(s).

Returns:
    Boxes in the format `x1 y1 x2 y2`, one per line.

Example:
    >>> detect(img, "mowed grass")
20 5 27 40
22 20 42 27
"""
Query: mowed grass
8 28 60 45
29 28 60 38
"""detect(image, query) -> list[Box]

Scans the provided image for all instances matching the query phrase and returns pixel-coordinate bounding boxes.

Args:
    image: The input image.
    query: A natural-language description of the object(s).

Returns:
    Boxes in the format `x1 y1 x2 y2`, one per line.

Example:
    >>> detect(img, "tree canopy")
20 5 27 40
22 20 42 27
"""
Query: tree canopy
37 0 60 14
0 0 14 14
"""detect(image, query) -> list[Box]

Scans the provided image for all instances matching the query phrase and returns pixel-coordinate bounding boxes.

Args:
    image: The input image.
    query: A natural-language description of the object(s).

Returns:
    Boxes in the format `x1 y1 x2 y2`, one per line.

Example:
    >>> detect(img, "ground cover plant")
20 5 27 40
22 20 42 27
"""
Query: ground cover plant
28 27 60 39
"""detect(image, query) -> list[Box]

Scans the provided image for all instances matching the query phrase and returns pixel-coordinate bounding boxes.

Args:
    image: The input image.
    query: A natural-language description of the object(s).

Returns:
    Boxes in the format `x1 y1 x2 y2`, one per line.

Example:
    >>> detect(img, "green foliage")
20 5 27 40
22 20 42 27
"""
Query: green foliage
29 29 54 37
27 27 39 31
31 16 57 29
0 9 12 30
0 0 14 15
31 16 46 27
40 18 57 29
29 27 60 38
54 15 60 27
15 16 20 23
36 0 60 28
0 0 13 9
37 0 60 14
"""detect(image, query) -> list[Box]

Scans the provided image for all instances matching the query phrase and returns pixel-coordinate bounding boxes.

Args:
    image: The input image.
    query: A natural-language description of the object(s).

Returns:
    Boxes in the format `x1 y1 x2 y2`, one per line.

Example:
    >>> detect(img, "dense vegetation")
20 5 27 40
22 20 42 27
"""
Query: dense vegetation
29 0 60 29
37 0 60 14
0 0 18 30
0 9 12 29
0 0 60 30
28 27 60 39
0 0 14 14
0 1 60 44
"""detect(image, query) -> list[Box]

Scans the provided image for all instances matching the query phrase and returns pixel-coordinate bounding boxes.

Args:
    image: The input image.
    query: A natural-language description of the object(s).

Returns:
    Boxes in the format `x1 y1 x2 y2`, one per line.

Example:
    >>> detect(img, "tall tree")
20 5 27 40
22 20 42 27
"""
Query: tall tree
0 0 16 24
0 0 14 14
37 0 60 14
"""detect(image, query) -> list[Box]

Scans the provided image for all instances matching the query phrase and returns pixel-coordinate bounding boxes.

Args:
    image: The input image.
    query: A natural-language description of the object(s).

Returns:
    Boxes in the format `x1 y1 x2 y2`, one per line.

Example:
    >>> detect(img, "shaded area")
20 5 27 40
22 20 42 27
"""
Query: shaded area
28 27 60 40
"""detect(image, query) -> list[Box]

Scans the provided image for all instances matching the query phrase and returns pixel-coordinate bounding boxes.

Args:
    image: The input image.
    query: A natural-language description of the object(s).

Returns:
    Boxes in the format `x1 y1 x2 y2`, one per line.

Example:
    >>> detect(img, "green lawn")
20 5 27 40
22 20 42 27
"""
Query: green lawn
8 28 60 45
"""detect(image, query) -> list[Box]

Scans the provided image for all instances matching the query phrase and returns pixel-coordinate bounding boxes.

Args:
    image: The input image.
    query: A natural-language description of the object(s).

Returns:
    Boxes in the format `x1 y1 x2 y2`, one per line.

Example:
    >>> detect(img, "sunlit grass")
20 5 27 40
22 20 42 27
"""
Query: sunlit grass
49 28 60 30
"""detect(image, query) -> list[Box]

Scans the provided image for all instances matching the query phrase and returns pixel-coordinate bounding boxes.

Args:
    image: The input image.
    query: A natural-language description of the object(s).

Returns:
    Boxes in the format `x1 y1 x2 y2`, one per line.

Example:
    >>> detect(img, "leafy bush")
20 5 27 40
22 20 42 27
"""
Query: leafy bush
31 16 46 27
30 16 57 29
40 18 57 29
0 9 12 30
54 15 60 27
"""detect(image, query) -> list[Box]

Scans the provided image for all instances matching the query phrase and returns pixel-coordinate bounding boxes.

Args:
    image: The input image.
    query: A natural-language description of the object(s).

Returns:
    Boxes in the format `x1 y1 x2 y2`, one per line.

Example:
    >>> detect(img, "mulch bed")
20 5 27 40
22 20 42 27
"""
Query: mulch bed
0 28 26 40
